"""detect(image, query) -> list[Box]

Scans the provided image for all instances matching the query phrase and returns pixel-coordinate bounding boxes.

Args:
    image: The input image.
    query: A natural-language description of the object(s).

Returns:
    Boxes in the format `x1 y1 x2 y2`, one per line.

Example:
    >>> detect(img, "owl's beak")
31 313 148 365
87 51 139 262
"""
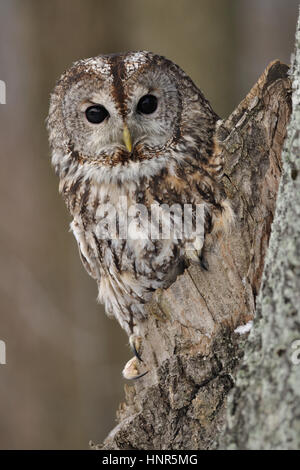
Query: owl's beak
123 124 133 153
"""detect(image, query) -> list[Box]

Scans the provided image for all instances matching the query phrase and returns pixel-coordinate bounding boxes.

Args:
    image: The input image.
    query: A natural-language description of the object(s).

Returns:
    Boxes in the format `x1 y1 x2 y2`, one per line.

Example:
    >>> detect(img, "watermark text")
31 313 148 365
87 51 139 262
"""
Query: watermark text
0 80 6 104
0 340 6 364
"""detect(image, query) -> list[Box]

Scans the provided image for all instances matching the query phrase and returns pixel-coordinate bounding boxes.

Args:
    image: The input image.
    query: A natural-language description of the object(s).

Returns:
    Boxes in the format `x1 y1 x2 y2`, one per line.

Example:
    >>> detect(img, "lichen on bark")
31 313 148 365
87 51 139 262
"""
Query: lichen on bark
219 10 300 450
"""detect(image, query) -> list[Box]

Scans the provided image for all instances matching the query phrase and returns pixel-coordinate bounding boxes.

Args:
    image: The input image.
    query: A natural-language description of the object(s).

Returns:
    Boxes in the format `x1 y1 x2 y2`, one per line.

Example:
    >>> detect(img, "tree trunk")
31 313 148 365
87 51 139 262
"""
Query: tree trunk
219 10 300 450
92 36 294 450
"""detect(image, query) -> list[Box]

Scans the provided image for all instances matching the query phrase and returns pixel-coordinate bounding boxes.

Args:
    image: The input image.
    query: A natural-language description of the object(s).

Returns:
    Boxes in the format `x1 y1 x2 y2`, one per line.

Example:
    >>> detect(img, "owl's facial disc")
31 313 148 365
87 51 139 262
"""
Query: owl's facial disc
49 52 218 185
61 55 181 165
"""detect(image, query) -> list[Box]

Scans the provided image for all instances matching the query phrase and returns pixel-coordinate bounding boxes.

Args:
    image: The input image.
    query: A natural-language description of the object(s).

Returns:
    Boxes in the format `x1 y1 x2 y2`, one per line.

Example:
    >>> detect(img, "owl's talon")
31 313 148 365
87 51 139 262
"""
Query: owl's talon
123 335 148 379
129 334 143 362
122 357 148 380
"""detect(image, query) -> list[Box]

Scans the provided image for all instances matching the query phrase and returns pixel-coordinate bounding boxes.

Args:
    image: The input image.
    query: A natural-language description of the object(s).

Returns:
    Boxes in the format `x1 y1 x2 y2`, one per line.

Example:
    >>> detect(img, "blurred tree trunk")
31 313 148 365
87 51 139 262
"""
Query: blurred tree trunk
93 55 292 450
219 10 300 450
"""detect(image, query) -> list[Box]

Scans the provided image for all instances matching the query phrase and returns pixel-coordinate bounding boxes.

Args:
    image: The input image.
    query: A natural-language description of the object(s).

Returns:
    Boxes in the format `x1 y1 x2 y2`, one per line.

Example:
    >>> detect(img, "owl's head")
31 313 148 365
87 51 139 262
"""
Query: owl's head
48 51 218 184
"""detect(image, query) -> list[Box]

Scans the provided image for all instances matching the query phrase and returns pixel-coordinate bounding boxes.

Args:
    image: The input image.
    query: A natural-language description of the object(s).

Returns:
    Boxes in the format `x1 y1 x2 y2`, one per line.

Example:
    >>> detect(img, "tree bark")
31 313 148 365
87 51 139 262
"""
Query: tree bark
91 54 292 449
218 10 300 451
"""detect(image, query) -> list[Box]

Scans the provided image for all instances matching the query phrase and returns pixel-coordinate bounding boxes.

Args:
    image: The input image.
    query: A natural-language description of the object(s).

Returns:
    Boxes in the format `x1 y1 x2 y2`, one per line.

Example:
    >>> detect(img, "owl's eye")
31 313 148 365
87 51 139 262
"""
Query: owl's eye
137 95 158 115
85 105 109 124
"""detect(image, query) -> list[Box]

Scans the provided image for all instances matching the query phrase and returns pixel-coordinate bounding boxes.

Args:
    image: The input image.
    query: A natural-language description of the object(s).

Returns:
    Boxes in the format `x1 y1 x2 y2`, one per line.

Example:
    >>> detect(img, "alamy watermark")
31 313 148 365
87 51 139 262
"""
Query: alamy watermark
0 340 6 365
0 80 6 104
1 81 7 364
93 197 205 251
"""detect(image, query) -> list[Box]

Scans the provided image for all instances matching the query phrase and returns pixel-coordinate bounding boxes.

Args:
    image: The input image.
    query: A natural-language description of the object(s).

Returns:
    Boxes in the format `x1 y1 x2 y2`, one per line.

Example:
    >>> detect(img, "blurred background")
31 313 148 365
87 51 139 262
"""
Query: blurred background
0 0 298 449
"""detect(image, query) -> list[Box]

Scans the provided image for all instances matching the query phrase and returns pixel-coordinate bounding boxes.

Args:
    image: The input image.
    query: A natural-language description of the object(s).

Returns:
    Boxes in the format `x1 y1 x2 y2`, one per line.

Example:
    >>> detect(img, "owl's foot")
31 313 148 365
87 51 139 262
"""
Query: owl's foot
129 334 143 362
122 357 148 380
122 334 148 380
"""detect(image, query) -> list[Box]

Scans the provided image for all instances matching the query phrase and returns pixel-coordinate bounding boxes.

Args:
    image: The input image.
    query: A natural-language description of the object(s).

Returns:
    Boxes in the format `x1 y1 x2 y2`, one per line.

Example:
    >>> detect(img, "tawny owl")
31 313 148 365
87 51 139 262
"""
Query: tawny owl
47 51 233 378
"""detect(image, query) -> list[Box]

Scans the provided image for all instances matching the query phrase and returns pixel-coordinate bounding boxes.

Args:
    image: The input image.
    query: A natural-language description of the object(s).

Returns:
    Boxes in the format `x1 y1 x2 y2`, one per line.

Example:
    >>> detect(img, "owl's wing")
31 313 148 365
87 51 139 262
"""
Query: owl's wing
70 220 98 280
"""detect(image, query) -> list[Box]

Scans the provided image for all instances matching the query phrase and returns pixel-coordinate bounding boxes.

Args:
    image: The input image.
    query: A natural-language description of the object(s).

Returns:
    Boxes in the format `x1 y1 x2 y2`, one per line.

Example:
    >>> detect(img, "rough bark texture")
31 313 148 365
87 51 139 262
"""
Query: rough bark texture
219 11 300 451
92 58 292 450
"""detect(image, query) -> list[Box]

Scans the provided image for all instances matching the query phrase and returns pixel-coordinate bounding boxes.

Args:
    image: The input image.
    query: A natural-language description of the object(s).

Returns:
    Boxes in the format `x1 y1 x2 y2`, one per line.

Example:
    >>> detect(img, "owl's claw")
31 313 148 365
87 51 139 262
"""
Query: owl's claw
122 357 149 380
129 334 143 362
122 334 148 379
